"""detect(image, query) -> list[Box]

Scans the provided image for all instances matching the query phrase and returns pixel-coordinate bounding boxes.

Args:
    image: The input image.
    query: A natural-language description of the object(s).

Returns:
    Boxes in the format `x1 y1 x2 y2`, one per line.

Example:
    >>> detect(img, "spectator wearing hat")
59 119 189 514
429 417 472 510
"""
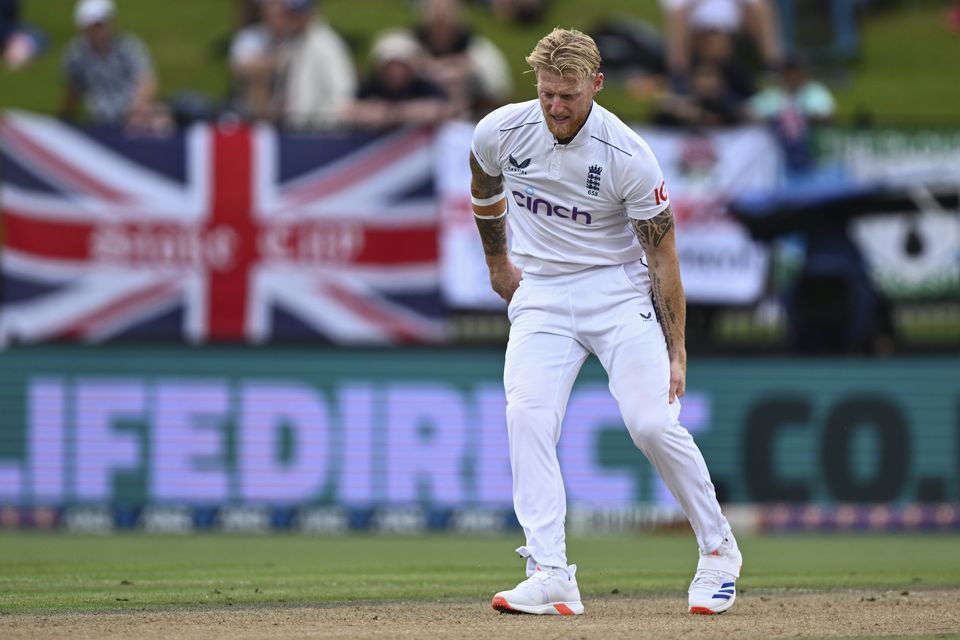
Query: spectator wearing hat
60 0 171 133
281 0 356 130
344 30 452 131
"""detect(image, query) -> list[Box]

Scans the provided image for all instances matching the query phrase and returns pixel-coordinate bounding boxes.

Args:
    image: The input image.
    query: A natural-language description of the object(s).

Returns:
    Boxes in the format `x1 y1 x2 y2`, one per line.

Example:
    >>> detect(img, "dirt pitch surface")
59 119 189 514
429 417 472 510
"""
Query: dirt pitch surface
3 589 959 639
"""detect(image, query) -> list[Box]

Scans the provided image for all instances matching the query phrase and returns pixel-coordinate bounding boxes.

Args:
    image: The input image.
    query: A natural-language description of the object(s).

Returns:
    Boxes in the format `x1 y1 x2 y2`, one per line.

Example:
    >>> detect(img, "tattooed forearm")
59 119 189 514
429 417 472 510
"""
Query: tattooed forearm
470 152 503 199
631 207 675 248
475 214 508 256
634 205 686 360
650 270 684 358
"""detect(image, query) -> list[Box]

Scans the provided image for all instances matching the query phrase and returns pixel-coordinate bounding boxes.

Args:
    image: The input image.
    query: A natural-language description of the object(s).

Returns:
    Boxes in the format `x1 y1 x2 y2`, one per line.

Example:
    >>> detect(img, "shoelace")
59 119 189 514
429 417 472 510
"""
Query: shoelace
691 569 728 588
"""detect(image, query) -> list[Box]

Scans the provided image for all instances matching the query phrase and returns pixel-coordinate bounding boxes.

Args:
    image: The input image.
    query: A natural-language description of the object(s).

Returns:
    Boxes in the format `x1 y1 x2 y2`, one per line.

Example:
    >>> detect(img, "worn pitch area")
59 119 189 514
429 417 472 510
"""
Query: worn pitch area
3 589 959 639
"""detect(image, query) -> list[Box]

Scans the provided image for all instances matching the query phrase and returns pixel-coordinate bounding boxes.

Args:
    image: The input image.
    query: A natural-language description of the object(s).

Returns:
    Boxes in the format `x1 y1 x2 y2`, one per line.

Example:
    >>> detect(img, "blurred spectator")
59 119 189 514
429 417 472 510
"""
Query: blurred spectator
484 0 550 24
60 0 171 134
281 0 356 130
344 30 451 131
592 14 666 80
414 0 512 116
652 60 746 128
748 55 835 174
1 0 46 70
661 0 784 83
229 0 288 121
692 28 755 101
784 230 896 355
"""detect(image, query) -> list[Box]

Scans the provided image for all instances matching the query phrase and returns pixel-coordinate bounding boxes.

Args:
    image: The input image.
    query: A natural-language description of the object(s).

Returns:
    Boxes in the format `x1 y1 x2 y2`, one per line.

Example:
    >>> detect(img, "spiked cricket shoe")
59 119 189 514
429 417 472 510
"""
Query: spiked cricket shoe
688 537 742 614
491 564 584 615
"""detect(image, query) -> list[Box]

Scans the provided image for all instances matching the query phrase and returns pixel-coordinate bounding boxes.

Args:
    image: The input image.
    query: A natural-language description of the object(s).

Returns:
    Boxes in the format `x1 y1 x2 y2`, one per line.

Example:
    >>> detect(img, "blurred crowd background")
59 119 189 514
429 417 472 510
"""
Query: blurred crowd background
3 0 959 129
1 0 959 357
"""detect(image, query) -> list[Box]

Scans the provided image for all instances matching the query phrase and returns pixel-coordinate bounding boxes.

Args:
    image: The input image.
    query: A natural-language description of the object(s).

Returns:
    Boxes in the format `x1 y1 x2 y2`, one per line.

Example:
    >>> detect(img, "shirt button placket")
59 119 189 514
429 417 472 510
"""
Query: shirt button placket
548 145 563 179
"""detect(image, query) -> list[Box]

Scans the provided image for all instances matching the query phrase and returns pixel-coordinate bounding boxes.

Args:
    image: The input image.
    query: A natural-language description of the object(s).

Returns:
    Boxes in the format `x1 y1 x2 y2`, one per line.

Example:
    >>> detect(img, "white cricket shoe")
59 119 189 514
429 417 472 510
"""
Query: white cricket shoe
688 537 742 615
491 564 584 615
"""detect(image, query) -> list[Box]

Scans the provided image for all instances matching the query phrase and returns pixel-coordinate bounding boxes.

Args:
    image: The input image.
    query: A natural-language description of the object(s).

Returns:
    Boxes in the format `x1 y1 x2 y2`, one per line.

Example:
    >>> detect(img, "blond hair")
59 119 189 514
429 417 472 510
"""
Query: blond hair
525 28 601 80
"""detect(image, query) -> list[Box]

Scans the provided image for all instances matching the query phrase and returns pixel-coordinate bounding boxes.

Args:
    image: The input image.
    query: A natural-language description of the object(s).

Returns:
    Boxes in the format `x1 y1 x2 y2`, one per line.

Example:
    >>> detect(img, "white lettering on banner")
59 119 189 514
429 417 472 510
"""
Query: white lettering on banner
676 226 769 304
372 508 426 534
30 379 65 502
16 377 712 508
75 381 144 501
257 224 365 264
339 384 376 505
450 508 505 533
140 506 194 533
152 382 230 502
298 507 349 534
62 506 113 533
385 385 467 505
219 505 271 532
239 382 330 503
90 225 240 271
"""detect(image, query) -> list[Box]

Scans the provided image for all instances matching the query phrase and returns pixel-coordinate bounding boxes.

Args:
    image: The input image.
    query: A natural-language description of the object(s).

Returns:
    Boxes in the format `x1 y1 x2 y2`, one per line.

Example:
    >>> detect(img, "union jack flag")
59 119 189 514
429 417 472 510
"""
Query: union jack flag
0 111 447 344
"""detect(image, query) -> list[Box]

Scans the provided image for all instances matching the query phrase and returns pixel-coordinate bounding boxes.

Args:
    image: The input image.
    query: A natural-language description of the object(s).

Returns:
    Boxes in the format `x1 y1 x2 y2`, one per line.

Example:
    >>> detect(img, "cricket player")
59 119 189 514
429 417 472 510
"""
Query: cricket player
469 28 741 616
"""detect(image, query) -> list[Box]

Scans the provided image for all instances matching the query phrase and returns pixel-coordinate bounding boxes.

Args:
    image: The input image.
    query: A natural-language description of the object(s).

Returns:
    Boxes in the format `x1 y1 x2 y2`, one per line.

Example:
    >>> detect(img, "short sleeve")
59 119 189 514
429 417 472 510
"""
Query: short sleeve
622 141 670 220
747 88 783 120
470 110 502 177
62 41 84 90
801 83 836 119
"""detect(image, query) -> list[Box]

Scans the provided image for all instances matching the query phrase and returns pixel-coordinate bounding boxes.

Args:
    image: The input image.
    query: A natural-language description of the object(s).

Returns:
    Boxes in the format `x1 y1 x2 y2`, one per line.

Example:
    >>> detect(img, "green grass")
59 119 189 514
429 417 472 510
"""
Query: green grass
1 532 958 615
1 0 958 125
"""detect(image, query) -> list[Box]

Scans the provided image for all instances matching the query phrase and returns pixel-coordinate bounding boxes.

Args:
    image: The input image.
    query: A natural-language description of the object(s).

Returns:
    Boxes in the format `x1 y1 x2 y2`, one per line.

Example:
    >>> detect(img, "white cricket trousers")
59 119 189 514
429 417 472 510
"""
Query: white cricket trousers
504 261 732 575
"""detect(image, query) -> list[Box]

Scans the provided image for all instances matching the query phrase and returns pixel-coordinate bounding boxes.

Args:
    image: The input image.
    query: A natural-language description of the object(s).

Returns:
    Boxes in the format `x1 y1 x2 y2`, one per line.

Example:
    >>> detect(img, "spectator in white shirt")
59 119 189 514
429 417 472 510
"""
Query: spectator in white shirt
281 0 357 130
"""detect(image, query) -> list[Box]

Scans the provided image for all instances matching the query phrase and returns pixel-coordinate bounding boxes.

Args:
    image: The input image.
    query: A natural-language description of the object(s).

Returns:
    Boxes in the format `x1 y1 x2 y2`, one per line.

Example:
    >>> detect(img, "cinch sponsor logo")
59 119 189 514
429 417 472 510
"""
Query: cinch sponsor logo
512 191 593 225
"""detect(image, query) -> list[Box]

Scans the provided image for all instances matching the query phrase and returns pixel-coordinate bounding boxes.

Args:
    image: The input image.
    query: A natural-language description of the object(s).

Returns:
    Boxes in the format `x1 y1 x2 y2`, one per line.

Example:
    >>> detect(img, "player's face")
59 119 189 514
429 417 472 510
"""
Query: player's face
536 69 603 142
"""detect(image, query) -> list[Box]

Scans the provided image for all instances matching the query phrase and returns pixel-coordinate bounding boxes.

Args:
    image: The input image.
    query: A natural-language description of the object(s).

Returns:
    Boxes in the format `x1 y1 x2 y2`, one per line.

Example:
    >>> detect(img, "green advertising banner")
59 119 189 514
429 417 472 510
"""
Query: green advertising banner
0 347 957 509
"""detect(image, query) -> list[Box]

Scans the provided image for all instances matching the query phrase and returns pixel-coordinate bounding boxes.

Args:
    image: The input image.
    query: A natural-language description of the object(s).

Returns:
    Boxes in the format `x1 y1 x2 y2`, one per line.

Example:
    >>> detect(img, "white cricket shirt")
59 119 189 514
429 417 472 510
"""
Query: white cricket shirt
471 99 670 275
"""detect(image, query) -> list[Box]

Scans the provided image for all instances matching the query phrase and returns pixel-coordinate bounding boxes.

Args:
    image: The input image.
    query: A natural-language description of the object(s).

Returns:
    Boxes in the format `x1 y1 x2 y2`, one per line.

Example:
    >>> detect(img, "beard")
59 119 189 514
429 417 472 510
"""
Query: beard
541 107 589 143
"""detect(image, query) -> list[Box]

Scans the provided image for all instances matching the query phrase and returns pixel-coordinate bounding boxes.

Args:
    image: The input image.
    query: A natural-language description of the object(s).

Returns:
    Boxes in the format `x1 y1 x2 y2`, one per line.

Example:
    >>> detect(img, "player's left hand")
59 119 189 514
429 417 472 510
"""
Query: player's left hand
668 354 686 404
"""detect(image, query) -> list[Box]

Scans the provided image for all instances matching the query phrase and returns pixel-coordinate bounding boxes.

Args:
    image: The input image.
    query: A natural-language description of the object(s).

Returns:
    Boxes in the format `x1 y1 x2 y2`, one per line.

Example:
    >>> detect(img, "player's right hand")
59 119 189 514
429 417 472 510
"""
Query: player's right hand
487 259 522 303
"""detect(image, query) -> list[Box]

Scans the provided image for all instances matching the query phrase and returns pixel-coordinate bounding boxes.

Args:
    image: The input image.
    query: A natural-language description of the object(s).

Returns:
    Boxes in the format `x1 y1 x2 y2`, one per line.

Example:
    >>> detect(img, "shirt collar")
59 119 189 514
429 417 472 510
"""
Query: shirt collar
542 101 599 149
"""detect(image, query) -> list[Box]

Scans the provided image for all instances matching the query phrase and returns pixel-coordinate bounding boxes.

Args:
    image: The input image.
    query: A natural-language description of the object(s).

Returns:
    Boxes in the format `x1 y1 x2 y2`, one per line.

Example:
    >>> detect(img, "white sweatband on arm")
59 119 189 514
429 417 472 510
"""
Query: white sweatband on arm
472 190 507 219
474 210 507 219
471 192 506 207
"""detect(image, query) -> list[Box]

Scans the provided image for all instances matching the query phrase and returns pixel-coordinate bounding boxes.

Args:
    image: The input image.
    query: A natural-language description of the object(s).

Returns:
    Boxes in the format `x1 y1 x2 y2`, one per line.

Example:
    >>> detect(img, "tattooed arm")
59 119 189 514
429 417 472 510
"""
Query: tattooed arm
632 206 687 403
470 151 521 302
